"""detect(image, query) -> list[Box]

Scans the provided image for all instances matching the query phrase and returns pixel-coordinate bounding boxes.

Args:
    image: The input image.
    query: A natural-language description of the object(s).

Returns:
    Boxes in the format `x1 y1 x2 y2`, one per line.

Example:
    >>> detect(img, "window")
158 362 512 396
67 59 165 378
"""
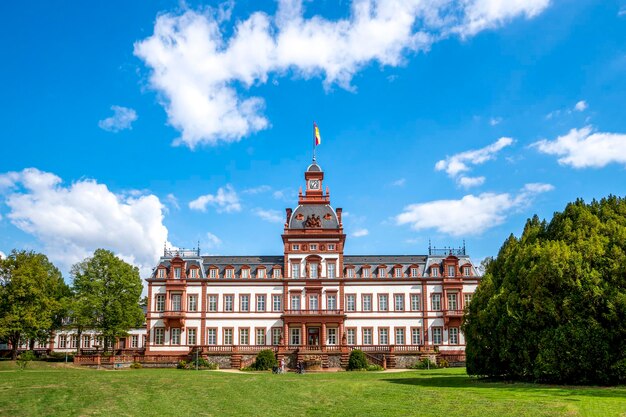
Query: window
209 268 217 279
171 328 181 345
155 294 165 312
207 329 217 345
328 244 335 250
432 294 441 311
225 268 234 279
327 328 337 345
394 267 402 278
256 328 265 345
346 268 355 278
464 293 473 308
188 295 197 312
346 294 356 312
394 294 405 311
379 328 388 345
310 244 317 251
292 244 300 251
157 268 165 278
223 328 233 345
131 335 138 348
395 328 405 345
378 294 388 311
449 327 459 344
327 295 337 310
448 293 458 310
431 267 439 277
346 328 356 345
83 335 90 348
290 295 301 311
273 268 281 278
241 269 250 279
71 335 78 348
327 262 336 278
290 328 301 345
363 328 373 345
154 328 165 345
240 295 250 312
448 265 455 277
291 263 300 279
411 328 421 345
410 267 419 278
362 295 372 312
190 268 198 278
256 295 266 312
224 295 234 312
432 327 442 344
58 336 67 348
188 328 197 345
258 268 266 279
309 262 318 278
207 295 217 312
272 328 282 345
463 266 471 276
309 295 319 311
171 294 182 311
379 268 386 278
272 295 282 311
174 267 181 279
411 294 421 311
362 268 370 278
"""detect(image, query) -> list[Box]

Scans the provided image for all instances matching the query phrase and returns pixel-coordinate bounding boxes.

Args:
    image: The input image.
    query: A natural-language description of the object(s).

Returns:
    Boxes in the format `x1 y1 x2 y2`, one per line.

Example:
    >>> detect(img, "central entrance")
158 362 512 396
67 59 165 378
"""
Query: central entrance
307 327 320 346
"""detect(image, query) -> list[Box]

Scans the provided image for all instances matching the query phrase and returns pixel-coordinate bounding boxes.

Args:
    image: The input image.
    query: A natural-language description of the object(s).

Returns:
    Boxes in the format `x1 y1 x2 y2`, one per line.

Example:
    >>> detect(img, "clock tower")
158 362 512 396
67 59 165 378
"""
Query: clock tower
304 158 325 199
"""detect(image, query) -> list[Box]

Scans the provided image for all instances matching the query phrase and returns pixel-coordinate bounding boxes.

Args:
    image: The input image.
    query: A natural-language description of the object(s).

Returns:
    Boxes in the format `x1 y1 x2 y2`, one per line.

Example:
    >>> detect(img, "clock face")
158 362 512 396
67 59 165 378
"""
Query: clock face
309 179 320 190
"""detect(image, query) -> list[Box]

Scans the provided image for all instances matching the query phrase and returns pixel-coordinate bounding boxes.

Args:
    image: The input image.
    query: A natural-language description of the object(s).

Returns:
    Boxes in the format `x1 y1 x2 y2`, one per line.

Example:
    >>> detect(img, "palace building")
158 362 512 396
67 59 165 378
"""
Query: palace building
144 159 481 368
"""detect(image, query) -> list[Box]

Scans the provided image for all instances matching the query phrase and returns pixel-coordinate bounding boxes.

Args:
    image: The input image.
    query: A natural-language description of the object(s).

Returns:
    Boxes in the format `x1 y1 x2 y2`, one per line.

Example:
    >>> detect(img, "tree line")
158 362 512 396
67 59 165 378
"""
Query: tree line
0 248 144 359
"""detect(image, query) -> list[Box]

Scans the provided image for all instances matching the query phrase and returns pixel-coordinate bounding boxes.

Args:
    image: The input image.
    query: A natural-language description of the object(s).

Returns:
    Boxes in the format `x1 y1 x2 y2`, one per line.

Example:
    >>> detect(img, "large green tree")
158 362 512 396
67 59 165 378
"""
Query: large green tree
0 250 69 359
463 196 626 384
71 249 144 353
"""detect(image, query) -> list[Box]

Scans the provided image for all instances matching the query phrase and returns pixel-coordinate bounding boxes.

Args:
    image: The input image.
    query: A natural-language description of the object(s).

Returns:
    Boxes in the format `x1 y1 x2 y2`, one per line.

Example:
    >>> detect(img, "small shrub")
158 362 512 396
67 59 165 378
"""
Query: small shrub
177 360 188 369
438 358 449 368
252 349 277 371
189 357 218 370
410 358 438 370
16 351 36 370
130 362 142 369
367 364 384 371
347 350 368 371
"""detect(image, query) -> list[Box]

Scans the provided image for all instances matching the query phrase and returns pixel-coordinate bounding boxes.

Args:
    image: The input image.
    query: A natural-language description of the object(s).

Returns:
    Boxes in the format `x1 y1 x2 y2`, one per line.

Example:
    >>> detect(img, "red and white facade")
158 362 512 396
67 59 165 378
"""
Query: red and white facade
145 160 481 364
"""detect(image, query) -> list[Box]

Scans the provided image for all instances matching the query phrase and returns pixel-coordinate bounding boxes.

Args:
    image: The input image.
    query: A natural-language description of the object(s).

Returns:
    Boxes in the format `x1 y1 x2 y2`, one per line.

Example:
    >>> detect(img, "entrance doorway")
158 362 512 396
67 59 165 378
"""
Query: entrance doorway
307 327 320 346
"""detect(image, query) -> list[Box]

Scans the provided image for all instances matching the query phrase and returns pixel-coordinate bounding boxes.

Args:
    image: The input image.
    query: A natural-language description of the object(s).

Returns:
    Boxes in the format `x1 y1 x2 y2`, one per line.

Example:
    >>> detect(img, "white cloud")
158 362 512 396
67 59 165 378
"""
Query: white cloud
395 183 553 236
391 178 406 187
0 168 168 273
189 185 241 213
352 228 369 237
253 208 284 223
98 105 138 132
574 100 588 112
165 193 180 210
134 0 550 147
243 185 272 194
205 232 222 248
489 117 502 126
435 137 513 186
532 126 626 168
458 176 485 188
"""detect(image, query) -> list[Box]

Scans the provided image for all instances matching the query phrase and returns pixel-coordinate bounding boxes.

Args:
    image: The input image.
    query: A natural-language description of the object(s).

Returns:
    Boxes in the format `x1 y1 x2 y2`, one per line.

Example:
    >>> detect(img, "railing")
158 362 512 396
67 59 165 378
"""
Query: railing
429 245 465 256
164 247 200 257
444 309 463 316
162 310 186 319
282 309 344 316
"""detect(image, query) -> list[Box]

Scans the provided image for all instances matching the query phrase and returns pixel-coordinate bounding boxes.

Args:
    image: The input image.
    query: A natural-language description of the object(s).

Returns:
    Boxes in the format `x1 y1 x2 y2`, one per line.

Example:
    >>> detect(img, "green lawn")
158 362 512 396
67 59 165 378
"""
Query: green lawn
0 362 624 416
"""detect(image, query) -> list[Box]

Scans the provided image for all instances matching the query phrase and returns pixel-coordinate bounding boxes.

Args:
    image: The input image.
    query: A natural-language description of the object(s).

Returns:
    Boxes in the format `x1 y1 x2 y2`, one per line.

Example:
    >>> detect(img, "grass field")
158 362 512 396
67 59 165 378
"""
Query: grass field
0 362 625 417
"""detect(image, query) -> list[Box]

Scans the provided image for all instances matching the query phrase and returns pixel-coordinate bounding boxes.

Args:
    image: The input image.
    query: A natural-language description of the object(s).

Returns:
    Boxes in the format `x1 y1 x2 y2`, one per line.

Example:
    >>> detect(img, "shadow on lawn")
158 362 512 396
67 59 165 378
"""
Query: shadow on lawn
383 376 626 399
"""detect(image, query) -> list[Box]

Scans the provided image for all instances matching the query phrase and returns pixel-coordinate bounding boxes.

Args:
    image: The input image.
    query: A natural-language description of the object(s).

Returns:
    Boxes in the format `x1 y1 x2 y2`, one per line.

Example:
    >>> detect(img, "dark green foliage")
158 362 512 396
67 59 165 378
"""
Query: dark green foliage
130 362 142 369
463 196 626 384
16 350 36 370
410 358 438 369
347 349 368 371
252 349 277 370
366 364 384 371
177 360 188 369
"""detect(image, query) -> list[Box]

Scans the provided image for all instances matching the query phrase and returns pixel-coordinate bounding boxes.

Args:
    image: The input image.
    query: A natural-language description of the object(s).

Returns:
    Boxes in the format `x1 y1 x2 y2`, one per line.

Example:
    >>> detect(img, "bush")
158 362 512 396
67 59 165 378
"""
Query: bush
367 364 384 371
190 357 218 370
45 352 74 362
177 360 188 369
347 350 368 371
130 362 142 369
16 351 36 370
251 349 277 371
438 359 449 368
410 358 438 370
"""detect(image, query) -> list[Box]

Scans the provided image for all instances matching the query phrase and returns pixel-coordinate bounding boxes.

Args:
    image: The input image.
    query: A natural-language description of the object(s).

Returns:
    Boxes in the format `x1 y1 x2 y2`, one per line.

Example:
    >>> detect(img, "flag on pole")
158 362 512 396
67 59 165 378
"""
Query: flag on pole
314 122 321 146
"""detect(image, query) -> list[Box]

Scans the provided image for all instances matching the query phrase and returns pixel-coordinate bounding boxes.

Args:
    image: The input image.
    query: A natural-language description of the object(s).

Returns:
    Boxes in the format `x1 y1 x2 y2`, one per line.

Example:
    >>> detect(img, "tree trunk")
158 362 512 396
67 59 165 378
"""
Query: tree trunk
76 328 82 355
29 338 35 351
9 332 20 360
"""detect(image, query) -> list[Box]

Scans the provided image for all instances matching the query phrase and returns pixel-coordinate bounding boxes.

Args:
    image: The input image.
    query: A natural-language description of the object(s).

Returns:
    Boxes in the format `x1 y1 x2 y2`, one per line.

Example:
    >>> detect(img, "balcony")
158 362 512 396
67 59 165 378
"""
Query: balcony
162 310 186 327
282 309 344 317
443 309 463 324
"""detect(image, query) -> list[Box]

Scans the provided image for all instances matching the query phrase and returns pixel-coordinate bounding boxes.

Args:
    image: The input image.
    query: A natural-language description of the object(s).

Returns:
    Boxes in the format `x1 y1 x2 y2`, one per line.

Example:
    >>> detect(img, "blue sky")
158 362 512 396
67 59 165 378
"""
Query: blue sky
1 0 626 278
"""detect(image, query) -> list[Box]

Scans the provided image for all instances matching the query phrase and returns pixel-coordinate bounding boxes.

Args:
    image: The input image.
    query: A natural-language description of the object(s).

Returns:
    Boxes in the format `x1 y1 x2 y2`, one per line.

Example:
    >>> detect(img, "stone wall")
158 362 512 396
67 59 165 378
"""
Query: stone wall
204 354 231 369
327 354 341 368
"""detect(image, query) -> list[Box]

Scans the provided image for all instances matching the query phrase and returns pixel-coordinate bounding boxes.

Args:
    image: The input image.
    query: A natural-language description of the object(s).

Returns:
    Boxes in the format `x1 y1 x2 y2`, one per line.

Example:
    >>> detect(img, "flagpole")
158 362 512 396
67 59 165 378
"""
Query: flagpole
313 121 316 162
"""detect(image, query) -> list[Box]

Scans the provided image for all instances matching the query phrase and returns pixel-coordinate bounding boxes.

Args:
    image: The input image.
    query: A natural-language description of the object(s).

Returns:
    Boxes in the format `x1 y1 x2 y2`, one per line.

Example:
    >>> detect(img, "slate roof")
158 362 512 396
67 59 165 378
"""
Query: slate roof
288 204 339 229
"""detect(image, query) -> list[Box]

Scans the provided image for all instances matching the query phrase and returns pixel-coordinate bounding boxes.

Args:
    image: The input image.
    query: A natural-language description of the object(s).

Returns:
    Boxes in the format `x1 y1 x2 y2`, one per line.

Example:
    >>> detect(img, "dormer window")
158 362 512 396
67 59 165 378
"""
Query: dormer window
209 268 217 279
463 266 471 276
225 268 234 279
273 268 281 278
189 268 198 278
346 267 355 278
394 267 402 278
362 267 371 278
448 265 455 277
378 268 385 278
258 268 266 279
157 268 165 278
410 267 419 278
431 267 439 277
241 269 250 279
174 267 181 279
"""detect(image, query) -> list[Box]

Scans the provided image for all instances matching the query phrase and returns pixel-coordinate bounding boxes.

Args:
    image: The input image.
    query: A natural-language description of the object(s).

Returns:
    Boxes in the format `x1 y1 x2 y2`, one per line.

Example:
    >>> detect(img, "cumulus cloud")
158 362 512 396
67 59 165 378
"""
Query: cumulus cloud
134 0 550 147
165 193 180 210
253 208 284 223
98 105 138 132
0 168 168 273
205 232 222 248
391 178 406 187
574 100 588 112
435 137 513 187
189 185 241 213
352 228 369 237
489 117 502 126
395 183 553 236
532 126 626 169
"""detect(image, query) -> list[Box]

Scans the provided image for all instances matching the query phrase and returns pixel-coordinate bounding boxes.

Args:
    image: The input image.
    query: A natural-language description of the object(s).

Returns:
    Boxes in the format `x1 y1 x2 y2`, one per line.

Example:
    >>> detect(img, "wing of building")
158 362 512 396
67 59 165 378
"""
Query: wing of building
143 159 481 368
